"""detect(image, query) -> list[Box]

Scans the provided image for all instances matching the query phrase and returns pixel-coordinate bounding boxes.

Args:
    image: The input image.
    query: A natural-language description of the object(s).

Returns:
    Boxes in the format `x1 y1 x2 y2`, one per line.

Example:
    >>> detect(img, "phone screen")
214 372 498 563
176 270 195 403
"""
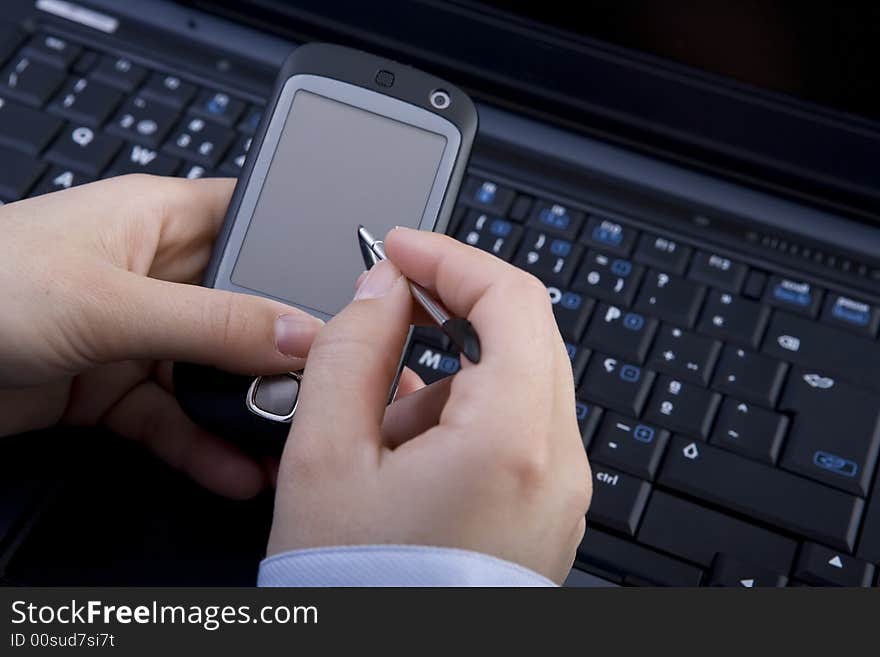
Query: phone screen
231 89 448 316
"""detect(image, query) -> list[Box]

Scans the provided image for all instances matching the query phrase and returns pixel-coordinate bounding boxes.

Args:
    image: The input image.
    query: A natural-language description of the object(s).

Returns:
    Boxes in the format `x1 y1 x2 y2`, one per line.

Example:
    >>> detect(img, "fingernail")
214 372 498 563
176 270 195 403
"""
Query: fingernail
354 260 401 300
275 314 321 357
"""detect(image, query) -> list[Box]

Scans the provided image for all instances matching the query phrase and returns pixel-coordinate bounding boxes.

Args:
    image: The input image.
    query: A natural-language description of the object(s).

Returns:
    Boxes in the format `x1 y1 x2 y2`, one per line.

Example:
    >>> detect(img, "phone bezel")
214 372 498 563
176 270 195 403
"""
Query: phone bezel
210 74 462 321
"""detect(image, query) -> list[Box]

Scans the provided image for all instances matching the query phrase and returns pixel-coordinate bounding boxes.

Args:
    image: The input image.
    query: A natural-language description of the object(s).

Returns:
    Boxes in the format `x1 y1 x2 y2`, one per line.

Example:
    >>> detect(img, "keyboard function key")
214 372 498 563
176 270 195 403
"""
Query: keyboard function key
587 465 651 536
459 176 515 215
634 270 706 328
764 275 823 317
571 250 644 306
708 555 788 587
107 95 178 149
406 343 460 385
218 134 252 176
189 89 245 127
238 105 263 135
644 376 721 440
709 397 788 464
0 55 65 106
140 72 197 109
45 123 121 177
48 76 122 127
696 289 770 348
647 325 721 385
456 210 523 261
688 251 748 293
90 55 146 92
513 230 582 286
580 354 655 417
793 542 875 587
590 413 670 480
583 302 657 363
548 287 595 342
22 34 81 69
527 201 584 240
163 116 235 168
821 294 879 337
633 232 692 274
0 96 62 154
580 215 638 255
711 345 788 408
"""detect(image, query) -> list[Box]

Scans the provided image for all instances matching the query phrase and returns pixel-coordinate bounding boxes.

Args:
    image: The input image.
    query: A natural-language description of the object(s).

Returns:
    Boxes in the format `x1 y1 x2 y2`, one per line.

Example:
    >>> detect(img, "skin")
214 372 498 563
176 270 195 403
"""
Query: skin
0 175 591 583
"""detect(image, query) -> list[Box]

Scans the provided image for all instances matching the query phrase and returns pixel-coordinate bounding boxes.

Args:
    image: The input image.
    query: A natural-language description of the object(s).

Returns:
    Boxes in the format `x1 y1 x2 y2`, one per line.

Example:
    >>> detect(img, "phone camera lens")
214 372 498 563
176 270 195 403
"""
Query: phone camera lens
429 89 451 110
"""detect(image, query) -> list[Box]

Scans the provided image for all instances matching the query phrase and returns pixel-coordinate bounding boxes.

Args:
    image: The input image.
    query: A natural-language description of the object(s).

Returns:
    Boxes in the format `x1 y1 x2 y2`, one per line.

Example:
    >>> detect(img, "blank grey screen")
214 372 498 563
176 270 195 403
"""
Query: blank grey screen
231 90 447 316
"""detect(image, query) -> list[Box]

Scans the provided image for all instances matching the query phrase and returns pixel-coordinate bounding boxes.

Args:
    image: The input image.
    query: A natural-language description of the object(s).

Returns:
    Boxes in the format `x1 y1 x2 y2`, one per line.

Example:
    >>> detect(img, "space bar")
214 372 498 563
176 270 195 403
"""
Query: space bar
659 437 865 552
761 312 880 392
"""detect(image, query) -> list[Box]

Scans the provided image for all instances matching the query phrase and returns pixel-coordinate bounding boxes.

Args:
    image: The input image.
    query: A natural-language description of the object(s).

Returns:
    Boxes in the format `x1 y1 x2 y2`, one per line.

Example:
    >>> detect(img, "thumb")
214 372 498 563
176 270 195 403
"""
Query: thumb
92 271 323 374
293 259 413 452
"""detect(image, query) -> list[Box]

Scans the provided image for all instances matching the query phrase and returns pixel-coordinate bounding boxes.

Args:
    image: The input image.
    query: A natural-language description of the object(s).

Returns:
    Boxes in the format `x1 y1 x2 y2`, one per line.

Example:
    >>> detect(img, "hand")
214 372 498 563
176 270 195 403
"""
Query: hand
268 227 591 583
0 175 323 498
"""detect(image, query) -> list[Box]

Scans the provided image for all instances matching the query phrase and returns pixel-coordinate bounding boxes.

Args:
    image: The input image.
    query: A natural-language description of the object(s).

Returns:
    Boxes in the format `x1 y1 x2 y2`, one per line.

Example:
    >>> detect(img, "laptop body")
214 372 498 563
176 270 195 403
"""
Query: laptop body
0 0 877 587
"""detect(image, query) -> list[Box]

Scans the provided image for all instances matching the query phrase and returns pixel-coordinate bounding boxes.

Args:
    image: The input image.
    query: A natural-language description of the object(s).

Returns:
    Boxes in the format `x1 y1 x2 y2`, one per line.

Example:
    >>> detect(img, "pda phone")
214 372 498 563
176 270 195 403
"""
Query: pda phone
175 43 478 452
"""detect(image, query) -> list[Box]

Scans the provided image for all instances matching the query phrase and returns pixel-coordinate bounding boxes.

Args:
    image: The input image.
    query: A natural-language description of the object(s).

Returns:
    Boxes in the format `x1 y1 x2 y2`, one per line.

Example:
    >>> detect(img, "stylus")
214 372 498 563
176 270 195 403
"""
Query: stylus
357 225 482 364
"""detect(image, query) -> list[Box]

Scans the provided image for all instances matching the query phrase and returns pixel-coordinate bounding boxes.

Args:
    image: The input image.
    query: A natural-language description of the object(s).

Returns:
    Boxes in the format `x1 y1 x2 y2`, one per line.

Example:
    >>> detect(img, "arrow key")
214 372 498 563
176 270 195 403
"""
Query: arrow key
708 555 788 587
793 542 875 587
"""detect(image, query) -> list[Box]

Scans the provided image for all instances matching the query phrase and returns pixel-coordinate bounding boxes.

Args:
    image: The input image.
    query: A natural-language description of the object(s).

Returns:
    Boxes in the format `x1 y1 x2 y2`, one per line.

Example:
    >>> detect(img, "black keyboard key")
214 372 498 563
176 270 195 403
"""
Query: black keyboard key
44 124 121 177
647 325 721 385
580 215 638 255
189 89 245 127
163 116 235 168
644 376 721 440
697 289 770 348
778 368 879 496
764 275 823 317
565 342 590 385
708 555 788 587
821 293 879 337
590 413 669 480
90 55 146 92
633 232 692 275
509 195 532 222
0 25 24 66
583 303 657 363
0 147 46 200
179 163 212 179
218 134 252 176
107 144 180 177
857 470 880 564
457 210 523 262
406 342 460 385
571 250 644 306
107 95 178 149
548 287 595 342
513 230 582 286
22 34 81 69
742 269 767 299
238 105 263 135
794 542 875 587
711 345 787 407
563 567 618 587
577 529 704 586
30 166 93 196
459 176 515 216
71 50 98 76
587 465 651 536
638 491 797 573
580 354 654 417
761 312 880 393
659 436 864 551
0 55 65 107
47 76 122 127
527 200 584 239
688 251 748 293
710 397 788 464
575 400 603 449
140 72 196 109
0 96 62 154
635 270 706 328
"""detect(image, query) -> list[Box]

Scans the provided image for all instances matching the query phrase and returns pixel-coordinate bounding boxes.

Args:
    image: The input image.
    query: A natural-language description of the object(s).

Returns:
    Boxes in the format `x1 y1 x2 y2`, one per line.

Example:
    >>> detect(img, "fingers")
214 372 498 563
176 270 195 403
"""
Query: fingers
291 259 412 453
102 379 269 499
394 367 425 399
381 377 452 448
91 273 322 375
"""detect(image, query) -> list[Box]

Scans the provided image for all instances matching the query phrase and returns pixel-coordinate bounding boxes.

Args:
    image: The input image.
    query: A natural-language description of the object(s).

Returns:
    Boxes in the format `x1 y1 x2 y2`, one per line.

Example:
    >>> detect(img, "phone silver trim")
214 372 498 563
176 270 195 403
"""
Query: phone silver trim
245 371 303 423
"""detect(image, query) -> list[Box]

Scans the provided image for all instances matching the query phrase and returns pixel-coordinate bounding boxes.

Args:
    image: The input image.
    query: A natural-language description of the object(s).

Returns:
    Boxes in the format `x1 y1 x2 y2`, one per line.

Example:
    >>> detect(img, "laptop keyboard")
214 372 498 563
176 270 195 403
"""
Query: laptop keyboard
0 27 879 587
